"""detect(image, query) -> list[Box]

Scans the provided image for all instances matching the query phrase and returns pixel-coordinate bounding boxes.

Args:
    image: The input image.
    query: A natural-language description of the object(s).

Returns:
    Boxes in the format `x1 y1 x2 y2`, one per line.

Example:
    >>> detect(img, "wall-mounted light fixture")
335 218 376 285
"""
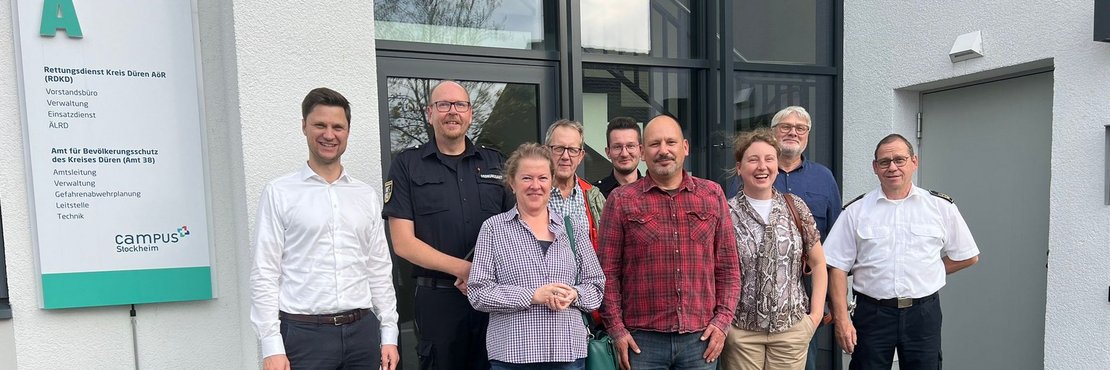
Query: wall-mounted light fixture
949 31 983 63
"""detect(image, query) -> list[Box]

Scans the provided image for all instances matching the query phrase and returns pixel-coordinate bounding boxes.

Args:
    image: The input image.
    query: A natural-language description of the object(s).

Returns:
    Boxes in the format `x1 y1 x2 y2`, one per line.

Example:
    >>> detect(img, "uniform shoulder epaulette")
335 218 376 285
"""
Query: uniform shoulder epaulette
842 193 866 210
928 189 955 204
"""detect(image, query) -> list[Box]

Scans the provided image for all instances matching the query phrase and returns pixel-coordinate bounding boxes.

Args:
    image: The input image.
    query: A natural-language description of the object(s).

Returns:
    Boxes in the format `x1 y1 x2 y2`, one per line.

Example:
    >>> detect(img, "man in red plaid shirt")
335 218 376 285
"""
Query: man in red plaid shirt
598 114 741 370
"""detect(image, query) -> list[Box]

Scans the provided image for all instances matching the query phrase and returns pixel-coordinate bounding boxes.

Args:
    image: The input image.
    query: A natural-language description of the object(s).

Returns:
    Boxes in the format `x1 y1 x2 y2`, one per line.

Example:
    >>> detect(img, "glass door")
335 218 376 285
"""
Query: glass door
376 55 558 369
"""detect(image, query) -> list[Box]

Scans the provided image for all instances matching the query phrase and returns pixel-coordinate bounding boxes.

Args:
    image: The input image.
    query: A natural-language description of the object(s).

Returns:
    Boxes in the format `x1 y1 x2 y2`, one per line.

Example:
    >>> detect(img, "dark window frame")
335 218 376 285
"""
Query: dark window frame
1 201 11 319
372 1 842 368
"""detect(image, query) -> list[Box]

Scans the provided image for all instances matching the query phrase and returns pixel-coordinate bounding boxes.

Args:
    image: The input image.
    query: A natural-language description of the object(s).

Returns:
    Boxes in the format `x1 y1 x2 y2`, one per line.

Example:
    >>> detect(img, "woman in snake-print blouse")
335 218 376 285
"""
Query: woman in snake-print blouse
720 129 828 370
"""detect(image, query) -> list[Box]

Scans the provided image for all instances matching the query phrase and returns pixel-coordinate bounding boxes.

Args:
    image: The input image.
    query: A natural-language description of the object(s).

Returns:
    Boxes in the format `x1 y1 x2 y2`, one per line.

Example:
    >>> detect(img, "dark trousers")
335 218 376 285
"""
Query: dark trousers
850 294 942 370
415 285 490 370
490 358 585 370
280 312 382 369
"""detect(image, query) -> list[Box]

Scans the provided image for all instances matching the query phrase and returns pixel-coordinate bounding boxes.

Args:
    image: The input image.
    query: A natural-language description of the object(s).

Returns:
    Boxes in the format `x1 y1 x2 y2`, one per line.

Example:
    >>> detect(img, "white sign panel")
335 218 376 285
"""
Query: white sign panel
13 0 213 308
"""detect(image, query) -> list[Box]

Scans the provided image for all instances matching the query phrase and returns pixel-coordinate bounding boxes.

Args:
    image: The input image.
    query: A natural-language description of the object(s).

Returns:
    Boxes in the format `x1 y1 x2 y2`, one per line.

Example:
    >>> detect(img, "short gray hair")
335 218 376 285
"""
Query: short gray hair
770 106 812 127
544 119 584 145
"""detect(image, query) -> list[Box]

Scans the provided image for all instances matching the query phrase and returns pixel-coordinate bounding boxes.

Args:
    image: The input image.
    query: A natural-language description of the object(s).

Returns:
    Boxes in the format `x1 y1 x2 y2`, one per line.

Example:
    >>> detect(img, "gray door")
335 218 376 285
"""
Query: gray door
919 72 1051 369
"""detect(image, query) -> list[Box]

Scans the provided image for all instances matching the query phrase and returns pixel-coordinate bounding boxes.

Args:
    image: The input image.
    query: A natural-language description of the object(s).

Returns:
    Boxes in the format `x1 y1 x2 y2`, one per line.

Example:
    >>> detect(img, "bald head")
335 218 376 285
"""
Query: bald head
426 80 473 144
642 114 689 185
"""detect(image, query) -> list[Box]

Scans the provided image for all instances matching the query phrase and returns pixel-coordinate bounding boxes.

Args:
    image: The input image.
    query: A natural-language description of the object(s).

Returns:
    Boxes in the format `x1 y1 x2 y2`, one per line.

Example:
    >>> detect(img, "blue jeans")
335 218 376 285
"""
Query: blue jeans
628 331 717 370
490 358 585 370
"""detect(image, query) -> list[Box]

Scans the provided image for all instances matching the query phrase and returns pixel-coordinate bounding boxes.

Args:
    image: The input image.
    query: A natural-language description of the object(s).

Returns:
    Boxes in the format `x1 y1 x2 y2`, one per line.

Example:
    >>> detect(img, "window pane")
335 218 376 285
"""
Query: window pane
581 64 694 181
384 77 539 367
581 0 696 58
375 0 553 50
713 72 833 185
733 0 832 65
386 78 540 155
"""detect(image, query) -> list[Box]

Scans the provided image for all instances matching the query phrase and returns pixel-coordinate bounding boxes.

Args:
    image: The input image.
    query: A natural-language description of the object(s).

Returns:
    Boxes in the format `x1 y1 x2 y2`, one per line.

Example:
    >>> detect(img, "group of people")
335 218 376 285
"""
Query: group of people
249 82 981 370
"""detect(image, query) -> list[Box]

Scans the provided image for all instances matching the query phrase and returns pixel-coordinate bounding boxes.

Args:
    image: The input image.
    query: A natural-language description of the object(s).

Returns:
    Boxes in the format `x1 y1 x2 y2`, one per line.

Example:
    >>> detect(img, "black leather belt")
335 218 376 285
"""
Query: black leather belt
279 308 370 326
856 292 938 309
416 277 456 289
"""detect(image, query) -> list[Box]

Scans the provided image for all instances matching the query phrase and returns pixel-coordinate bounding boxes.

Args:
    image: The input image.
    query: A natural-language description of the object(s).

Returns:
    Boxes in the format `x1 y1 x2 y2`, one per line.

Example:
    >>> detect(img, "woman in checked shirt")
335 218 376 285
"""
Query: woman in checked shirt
720 129 828 370
468 143 605 370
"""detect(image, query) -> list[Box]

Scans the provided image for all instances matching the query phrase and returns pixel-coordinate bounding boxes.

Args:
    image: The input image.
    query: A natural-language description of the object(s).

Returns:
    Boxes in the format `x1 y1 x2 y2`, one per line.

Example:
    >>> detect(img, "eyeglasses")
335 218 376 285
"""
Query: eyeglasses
548 145 583 157
774 123 811 134
606 144 639 153
875 156 911 168
431 101 471 113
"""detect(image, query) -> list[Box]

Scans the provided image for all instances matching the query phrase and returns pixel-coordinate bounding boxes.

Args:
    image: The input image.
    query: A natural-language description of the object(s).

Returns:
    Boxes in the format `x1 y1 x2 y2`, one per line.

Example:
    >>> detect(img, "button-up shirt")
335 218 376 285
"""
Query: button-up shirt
729 190 820 333
549 179 587 231
824 186 980 299
250 165 399 358
468 207 605 363
598 172 741 339
774 159 841 240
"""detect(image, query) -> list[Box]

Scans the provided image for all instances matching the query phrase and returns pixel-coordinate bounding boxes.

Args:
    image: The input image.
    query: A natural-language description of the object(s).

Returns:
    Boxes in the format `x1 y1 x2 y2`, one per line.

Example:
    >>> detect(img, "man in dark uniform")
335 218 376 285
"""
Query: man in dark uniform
382 80 513 370
593 116 642 198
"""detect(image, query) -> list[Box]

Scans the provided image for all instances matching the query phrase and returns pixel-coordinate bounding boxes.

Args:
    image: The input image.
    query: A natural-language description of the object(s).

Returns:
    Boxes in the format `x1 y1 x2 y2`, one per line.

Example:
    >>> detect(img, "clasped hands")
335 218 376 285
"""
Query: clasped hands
530 283 578 311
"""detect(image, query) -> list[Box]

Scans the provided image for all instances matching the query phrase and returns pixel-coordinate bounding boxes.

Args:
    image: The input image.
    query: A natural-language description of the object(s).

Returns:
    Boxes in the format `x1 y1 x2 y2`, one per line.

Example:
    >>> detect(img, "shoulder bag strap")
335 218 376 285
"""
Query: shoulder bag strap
783 193 813 276
563 216 594 330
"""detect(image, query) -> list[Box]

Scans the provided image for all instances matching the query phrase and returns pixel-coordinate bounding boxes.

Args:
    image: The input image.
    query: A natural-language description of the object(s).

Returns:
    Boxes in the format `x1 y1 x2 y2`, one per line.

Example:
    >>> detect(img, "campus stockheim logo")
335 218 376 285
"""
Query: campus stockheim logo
115 225 190 253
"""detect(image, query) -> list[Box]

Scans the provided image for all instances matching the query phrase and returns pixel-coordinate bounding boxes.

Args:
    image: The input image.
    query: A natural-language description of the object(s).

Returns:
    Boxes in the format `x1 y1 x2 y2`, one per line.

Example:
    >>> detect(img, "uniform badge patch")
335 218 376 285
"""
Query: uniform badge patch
384 180 393 203
479 173 503 180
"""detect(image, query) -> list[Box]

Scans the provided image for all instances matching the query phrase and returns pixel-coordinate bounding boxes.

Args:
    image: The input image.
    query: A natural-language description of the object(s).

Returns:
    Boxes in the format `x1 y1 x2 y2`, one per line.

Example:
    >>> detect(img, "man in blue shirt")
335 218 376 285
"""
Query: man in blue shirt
770 106 841 239
770 106 841 370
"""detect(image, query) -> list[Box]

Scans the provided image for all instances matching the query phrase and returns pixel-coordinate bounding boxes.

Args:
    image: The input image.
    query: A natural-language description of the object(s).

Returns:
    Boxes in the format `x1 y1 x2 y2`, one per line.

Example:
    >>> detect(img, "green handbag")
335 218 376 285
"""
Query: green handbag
565 216 619 370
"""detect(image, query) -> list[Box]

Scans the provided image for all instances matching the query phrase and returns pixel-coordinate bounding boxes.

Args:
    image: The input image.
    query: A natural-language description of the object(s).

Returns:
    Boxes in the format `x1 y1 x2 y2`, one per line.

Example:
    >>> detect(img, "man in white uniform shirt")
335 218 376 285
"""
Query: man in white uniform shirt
250 87 400 370
824 134 979 370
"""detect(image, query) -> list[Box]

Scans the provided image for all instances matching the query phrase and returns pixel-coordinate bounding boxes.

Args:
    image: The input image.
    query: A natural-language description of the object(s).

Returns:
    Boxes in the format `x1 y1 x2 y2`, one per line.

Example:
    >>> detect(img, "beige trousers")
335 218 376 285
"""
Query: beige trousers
720 317 816 370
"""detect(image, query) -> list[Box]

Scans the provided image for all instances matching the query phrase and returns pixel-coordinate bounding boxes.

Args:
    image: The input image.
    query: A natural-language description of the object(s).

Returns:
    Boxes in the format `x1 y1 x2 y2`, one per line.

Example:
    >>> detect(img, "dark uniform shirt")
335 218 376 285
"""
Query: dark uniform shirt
593 170 642 198
382 138 514 280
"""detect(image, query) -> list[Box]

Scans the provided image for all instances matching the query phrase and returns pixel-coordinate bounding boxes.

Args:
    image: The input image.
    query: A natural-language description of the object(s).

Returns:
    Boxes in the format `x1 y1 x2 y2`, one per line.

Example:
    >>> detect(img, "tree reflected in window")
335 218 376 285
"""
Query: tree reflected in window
386 78 539 155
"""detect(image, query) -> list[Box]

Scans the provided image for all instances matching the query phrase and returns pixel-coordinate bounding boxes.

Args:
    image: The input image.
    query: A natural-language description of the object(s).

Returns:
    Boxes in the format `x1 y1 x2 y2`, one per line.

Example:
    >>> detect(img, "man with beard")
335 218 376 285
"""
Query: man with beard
598 114 740 370
383 81 514 370
594 117 643 198
769 106 840 240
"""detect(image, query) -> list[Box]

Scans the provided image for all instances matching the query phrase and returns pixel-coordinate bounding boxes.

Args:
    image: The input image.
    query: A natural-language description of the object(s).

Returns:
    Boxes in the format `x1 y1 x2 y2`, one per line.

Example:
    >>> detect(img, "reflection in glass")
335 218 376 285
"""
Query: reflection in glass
384 77 539 367
386 78 540 156
581 64 693 181
712 72 832 184
733 0 832 65
581 0 695 58
374 0 551 50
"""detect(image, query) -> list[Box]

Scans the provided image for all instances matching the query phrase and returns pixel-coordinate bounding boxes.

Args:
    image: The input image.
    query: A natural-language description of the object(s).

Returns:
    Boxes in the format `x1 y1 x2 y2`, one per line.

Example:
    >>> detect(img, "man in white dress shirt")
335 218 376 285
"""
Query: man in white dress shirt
824 134 979 370
250 87 400 370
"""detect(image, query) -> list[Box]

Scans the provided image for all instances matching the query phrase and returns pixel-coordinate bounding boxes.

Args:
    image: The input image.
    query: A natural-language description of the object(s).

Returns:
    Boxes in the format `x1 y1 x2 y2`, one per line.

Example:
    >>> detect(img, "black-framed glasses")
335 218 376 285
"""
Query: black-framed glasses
607 144 640 153
432 100 471 113
774 123 810 134
875 156 910 168
548 145 583 157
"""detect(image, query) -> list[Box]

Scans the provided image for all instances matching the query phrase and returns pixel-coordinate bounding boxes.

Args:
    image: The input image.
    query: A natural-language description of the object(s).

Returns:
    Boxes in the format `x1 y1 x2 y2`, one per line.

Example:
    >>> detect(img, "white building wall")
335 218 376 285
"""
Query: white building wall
843 1 1110 368
0 1 380 368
